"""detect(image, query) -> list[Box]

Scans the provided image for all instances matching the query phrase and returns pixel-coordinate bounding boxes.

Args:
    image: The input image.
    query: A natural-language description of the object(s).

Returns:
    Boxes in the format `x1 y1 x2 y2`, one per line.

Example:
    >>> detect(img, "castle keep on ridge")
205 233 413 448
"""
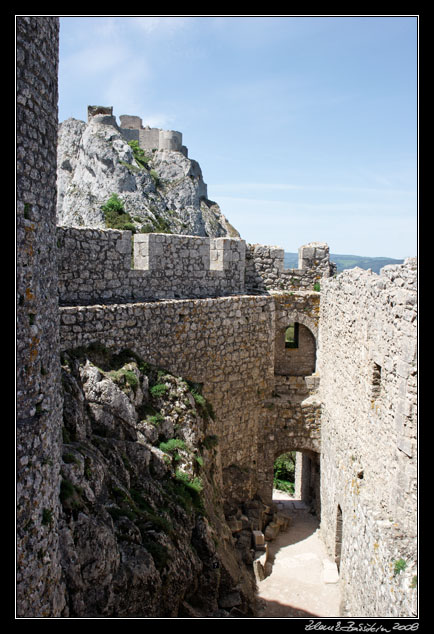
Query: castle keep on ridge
87 105 188 156
17 18 417 619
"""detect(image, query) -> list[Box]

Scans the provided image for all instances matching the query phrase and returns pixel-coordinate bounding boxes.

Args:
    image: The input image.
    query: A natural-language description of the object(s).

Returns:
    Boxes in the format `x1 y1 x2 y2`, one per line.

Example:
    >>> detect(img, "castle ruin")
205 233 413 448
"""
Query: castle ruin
87 105 189 156
16 17 418 619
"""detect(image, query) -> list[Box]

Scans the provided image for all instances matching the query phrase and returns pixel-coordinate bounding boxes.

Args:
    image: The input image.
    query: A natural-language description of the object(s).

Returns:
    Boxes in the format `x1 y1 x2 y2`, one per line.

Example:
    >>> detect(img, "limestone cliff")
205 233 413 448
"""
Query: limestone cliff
56 115 239 238
58 344 257 617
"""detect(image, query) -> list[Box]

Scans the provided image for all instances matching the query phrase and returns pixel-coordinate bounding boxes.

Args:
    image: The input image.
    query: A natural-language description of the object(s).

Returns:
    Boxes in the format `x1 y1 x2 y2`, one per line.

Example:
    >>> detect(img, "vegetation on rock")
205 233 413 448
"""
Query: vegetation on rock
58 344 257 617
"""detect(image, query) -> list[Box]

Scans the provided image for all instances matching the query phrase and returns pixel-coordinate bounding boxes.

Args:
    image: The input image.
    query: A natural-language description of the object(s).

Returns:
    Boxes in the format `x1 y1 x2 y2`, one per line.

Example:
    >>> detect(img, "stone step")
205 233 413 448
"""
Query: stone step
252 530 265 549
264 522 280 541
322 559 339 584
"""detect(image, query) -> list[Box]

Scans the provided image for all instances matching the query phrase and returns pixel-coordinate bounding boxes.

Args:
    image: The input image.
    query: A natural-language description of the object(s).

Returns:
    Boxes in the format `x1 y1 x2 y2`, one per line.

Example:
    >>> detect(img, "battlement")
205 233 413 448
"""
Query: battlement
245 241 336 293
57 226 335 305
57 227 246 304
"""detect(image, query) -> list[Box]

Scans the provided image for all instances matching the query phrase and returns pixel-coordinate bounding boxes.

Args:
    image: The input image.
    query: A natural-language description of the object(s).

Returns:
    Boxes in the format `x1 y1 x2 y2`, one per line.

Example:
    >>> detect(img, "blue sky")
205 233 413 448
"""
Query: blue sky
58 15 418 259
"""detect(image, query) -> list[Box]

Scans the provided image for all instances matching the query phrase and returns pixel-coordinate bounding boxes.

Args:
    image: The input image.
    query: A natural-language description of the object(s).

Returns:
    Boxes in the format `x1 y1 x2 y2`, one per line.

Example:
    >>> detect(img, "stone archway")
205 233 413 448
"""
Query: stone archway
273 304 319 380
277 321 317 377
270 446 321 516
256 424 321 509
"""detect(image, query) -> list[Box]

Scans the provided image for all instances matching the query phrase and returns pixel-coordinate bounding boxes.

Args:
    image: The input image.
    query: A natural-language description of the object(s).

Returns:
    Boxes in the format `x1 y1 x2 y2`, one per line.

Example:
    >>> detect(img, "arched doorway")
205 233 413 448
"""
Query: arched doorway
273 449 321 518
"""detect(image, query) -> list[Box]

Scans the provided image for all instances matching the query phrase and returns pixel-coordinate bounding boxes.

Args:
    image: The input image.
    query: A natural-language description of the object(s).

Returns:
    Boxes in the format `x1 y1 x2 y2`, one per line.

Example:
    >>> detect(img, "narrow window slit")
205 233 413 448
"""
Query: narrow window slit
372 362 382 400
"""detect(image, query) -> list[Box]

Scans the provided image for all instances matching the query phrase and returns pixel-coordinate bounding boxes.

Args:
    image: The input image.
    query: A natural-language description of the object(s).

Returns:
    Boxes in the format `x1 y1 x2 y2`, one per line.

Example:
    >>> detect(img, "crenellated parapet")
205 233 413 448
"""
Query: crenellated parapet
57 226 336 305
245 241 336 293
57 227 246 304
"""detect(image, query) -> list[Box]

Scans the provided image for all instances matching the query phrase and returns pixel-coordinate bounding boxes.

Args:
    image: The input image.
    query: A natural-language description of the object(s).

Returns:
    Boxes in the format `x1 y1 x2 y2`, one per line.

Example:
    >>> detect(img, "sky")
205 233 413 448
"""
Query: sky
58 15 418 259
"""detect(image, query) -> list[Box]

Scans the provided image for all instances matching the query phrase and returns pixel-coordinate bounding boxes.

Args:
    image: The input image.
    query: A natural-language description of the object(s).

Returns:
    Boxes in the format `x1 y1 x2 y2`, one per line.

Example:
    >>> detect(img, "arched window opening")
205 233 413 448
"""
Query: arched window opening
285 323 299 348
276 321 317 377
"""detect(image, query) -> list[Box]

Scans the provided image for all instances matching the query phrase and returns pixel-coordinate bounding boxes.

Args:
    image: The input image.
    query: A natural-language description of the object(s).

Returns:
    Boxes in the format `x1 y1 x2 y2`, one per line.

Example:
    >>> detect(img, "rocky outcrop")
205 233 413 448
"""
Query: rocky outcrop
58 345 257 617
57 114 239 238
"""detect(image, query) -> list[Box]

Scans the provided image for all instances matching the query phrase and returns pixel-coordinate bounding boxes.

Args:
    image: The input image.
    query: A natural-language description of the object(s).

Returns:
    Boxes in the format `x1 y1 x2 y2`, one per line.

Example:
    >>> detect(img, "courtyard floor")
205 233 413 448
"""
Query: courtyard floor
256 490 342 618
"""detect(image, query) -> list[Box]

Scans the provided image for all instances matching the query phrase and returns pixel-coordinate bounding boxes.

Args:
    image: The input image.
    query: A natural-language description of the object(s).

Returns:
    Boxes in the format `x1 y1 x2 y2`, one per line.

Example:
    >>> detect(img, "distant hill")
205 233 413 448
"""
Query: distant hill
284 252 404 275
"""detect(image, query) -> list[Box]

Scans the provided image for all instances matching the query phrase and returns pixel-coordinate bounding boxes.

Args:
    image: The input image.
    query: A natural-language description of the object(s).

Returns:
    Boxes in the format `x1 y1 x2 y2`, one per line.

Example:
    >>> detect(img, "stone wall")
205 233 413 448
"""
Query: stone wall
57 227 246 304
116 111 187 155
317 260 417 617
16 18 417 619
256 292 322 505
245 241 336 293
16 16 66 617
57 227 337 306
59 295 276 509
272 291 320 377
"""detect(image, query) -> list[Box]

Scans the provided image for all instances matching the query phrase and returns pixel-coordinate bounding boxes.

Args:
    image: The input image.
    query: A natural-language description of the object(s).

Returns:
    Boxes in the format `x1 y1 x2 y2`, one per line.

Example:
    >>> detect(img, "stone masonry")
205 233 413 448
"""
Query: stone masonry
57 228 246 304
318 260 417 617
59 295 276 509
88 106 189 157
16 18 417 618
16 16 66 617
245 241 336 293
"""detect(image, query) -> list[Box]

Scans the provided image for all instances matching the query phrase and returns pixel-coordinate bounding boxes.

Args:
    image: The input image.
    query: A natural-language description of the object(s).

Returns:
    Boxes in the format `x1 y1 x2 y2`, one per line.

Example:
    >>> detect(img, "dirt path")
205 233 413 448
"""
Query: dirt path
256 490 342 618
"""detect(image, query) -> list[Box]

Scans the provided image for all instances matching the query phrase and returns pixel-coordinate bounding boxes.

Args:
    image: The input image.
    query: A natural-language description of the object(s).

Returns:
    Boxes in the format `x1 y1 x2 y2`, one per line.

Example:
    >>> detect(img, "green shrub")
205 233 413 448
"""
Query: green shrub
123 370 139 390
101 193 137 233
175 470 203 493
393 558 407 576
191 390 206 408
101 193 125 214
149 169 160 187
273 452 296 493
189 385 215 421
150 383 168 398
273 478 295 494
313 282 321 292
128 140 150 168
159 438 187 453
147 413 164 426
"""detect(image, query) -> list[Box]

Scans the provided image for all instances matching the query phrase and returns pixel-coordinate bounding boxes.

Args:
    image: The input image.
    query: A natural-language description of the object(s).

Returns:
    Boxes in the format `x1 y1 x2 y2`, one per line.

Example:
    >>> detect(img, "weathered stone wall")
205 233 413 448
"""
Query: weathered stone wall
277 323 316 376
257 392 321 505
255 292 322 505
57 227 246 304
295 451 321 515
317 260 417 617
273 291 320 377
59 295 276 508
16 18 417 618
116 111 186 155
16 16 66 617
245 241 336 293
57 227 337 306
